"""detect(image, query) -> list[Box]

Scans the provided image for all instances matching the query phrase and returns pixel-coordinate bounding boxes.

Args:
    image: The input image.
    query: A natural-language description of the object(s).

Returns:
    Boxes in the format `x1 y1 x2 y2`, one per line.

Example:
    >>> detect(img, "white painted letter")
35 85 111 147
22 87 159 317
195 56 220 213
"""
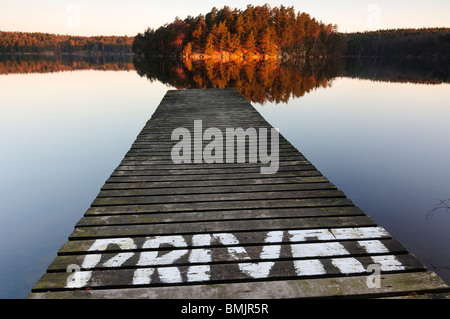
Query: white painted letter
83 238 137 269
187 234 212 282
293 259 326 276
136 236 188 284
215 231 284 279
331 257 366 274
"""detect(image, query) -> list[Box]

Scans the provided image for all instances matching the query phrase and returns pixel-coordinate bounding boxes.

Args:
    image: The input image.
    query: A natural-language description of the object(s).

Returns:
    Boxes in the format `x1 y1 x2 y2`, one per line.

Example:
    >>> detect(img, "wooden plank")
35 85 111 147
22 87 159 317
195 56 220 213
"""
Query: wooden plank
100 176 331 190
118 157 307 165
31 254 426 292
122 150 302 157
84 198 356 216
75 206 364 227
28 272 450 299
113 164 313 173
109 165 317 177
68 216 376 239
128 142 296 149
117 160 309 168
47 239 408 272
90 189 346 207
105 170 324 183
58 226 391 255
97 182 337 198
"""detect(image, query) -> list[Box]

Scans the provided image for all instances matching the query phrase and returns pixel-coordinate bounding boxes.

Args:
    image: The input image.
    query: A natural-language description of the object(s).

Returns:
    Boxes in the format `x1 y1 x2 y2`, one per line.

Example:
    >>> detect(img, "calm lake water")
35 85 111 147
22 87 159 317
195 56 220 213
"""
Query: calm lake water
0 56 449 298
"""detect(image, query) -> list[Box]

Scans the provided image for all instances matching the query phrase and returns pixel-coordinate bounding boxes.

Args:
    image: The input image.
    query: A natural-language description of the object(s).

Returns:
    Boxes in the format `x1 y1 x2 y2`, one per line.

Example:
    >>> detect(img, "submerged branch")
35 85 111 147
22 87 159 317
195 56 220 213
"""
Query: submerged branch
426 198 450 221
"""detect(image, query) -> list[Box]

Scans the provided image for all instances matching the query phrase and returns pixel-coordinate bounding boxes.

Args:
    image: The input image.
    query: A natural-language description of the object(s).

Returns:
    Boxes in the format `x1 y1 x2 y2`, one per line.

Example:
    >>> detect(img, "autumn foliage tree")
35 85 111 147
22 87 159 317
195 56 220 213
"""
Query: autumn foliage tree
133 4 342 58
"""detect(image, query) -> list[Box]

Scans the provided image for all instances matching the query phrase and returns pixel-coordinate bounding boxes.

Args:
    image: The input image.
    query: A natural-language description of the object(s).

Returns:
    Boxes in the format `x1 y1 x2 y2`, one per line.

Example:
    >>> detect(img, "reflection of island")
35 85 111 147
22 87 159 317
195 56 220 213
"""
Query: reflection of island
1 53 448 104
133 57 342 104
0 54 134 75
133 55 450 104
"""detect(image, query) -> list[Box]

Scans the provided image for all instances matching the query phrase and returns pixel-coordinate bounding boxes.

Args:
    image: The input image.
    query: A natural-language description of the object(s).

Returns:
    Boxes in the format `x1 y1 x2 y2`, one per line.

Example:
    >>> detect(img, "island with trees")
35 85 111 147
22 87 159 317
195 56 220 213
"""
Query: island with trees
1 4 448 61
0 4 448 86
132 4 342 61
132 5 449 62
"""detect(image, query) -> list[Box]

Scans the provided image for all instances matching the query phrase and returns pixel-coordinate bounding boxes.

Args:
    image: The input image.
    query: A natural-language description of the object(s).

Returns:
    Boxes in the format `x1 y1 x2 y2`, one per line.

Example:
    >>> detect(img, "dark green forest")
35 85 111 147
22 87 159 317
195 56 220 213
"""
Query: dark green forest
0 31 133 54
343 28 450 58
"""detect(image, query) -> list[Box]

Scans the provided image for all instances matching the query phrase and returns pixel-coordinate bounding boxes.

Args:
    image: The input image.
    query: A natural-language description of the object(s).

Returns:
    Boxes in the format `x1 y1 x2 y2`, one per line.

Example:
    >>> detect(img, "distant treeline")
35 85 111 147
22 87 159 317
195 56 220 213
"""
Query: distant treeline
132 5 342 60
0 31 134 54
342 28 450 58
1 16 448 62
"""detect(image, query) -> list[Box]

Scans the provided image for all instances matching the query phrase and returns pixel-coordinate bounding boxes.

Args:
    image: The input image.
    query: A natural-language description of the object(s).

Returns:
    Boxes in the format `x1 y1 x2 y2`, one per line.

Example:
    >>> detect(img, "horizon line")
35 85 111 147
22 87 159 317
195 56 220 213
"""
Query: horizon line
1 26 450 39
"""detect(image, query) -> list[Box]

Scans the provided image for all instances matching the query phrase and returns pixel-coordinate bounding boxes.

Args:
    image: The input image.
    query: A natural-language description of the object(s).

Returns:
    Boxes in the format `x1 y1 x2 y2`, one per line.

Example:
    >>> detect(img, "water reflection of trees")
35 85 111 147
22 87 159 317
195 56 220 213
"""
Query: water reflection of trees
0 54 134 75
2 54 448 104
342 57 449 84
133 56 449 104
133 57 342 104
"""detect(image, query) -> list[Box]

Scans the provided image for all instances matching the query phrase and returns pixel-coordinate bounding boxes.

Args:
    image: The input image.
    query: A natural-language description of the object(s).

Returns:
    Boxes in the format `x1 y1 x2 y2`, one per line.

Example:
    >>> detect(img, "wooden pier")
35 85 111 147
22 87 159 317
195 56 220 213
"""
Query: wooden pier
29 88 450 299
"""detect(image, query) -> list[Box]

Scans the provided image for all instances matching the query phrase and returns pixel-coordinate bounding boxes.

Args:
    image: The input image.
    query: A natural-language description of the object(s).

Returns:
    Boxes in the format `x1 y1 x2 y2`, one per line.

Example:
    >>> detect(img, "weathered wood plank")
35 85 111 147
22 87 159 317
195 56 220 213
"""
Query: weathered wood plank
31 254 426 292
105 170 324 183
84 198 355 215
97 182 337 198
76 206 363 227
58 226 391 255
117 160 309 168
47 239 407 273
128 141 295 147
91 189 346 207
122 151 303 158
101 176 331 190
109 165 317 177
68 216 376 239
28 272 450 299
114 163 312 172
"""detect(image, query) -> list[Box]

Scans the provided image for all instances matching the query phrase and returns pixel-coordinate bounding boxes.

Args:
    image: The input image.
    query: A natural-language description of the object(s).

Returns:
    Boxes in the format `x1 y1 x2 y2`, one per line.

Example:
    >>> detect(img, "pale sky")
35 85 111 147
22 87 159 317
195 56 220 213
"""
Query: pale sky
1 0 449 36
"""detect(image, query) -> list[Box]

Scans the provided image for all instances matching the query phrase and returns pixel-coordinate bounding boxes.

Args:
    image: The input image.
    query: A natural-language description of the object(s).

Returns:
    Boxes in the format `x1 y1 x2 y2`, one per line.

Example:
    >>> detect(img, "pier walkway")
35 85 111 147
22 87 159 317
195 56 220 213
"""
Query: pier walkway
29 88 450 298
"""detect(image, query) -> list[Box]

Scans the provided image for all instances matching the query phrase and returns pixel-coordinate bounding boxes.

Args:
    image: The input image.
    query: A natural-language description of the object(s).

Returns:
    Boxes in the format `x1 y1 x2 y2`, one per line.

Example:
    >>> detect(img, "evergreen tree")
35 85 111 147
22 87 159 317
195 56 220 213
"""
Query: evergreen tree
244 30 256 53
131 4 346 58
